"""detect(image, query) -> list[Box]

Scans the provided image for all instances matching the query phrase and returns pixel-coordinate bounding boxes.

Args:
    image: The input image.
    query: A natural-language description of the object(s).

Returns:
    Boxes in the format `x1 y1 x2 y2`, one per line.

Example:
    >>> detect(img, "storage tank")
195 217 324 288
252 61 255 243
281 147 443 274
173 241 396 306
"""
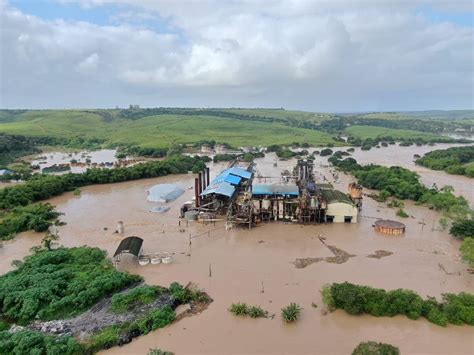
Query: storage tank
348 182 363 199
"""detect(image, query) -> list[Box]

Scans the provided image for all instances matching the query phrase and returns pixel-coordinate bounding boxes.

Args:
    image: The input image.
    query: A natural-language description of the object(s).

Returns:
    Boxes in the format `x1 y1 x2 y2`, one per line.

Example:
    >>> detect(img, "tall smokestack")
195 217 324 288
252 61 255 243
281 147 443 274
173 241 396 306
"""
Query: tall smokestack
198 172 203 195
206 167 210 187
194 177 200 207
202 169 206 190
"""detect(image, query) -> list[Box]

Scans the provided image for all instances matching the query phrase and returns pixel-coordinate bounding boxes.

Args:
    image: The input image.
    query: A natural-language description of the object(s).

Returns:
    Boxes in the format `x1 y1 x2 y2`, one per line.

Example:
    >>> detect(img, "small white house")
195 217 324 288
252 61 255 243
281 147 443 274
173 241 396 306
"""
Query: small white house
321 189 358 223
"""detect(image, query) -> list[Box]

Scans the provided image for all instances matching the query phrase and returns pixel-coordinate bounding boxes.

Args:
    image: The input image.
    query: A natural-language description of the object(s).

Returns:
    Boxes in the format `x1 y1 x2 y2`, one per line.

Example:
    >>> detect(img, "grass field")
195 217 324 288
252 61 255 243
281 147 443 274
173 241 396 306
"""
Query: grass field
345 125 445 140
0 110 338 148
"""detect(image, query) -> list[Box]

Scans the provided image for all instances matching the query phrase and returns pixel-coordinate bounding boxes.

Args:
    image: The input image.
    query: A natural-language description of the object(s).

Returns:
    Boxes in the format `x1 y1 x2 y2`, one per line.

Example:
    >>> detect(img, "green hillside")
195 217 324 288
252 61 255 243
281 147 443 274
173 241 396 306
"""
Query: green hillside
0 109 337 148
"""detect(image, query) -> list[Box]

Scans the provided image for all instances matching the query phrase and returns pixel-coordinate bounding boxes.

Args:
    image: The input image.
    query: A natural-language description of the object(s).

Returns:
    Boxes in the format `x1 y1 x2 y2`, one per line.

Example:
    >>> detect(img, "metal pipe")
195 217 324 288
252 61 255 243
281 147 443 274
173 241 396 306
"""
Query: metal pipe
194 177 200 207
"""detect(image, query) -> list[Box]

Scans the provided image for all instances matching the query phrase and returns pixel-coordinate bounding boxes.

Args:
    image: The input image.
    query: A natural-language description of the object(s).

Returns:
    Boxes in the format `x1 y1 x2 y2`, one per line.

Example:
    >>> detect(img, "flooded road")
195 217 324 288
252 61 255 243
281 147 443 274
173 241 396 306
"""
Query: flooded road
0 149 473 354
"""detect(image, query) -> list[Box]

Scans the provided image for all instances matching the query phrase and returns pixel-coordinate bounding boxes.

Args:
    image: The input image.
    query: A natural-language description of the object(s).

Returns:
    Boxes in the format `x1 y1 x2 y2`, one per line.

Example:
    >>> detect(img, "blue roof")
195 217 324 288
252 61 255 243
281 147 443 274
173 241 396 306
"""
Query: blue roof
227 167 252 179
225 174 242 185
252 184 299 197
201 167 251 198
201 182 236 198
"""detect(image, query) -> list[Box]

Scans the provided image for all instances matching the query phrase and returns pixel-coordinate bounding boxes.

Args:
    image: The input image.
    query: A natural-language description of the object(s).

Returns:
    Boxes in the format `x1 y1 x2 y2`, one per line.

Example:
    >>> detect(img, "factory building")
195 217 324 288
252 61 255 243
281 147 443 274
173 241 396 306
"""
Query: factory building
187 158 361 227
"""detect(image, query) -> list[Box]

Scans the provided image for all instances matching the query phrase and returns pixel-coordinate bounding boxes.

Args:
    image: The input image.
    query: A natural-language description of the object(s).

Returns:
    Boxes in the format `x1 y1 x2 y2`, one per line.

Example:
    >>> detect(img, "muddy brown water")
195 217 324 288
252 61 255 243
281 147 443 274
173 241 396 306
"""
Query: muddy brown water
1 150 473 354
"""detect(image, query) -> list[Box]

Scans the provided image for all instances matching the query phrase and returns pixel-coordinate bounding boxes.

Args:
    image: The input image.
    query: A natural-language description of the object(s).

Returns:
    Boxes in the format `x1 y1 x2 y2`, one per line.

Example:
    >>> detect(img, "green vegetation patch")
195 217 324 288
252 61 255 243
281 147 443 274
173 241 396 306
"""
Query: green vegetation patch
228 303 269 319
86 305 176 353
460 238 474 267
281 303 302 323
0 247 141 324
0 203 60 240
352 341 400 355
322 282 474 327
111 285 167 314
0 329 83 355
416 146 474 178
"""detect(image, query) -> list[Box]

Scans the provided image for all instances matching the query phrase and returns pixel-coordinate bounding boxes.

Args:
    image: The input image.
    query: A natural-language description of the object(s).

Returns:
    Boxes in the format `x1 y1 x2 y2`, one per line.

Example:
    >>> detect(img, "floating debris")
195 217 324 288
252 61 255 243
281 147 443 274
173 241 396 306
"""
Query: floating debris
367 250 393 259
151 206 171 213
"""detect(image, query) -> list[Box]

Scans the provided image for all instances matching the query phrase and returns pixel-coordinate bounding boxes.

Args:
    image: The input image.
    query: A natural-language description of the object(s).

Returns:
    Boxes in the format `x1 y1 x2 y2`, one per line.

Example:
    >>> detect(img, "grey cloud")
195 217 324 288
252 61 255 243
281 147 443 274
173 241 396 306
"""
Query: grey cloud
0 0 472 110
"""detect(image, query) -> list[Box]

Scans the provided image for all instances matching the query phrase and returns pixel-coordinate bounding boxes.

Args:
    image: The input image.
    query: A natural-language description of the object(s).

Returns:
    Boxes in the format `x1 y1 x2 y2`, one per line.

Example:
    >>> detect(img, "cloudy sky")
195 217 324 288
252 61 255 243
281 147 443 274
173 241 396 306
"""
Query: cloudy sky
0 0 473 111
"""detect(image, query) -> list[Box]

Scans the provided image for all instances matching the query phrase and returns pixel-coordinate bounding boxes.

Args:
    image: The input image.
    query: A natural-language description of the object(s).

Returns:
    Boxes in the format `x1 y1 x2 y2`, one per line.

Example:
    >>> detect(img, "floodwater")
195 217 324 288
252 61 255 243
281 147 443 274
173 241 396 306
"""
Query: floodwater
0 148 473 355
347 143 474 205
30 149 119 173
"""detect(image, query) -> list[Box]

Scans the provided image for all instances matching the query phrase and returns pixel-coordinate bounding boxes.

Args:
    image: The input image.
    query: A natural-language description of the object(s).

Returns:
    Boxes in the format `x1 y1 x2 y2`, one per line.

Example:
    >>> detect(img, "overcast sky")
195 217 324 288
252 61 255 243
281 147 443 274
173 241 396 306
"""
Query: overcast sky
1 0 473 111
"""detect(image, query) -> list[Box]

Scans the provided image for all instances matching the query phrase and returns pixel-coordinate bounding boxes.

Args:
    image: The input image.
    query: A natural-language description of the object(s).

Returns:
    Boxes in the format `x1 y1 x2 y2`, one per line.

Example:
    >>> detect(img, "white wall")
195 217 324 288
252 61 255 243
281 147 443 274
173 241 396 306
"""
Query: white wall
327 202 358 223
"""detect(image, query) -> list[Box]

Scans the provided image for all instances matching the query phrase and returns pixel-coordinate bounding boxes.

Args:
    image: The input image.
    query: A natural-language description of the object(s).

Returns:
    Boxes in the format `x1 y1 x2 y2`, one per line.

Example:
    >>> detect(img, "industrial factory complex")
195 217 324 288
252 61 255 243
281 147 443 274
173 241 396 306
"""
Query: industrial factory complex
183 158 363 228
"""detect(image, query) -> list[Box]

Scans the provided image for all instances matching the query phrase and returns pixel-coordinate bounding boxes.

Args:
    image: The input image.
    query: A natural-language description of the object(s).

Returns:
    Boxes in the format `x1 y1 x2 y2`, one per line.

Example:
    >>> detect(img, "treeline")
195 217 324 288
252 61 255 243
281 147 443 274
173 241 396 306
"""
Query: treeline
416 146 474 177
322 282 474 327
0 134 40 167
0 155 205 210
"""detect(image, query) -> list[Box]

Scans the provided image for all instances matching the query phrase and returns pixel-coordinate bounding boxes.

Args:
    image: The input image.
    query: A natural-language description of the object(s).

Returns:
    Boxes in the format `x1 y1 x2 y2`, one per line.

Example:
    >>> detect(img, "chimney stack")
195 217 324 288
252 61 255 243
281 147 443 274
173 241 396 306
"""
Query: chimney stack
194 177 200 207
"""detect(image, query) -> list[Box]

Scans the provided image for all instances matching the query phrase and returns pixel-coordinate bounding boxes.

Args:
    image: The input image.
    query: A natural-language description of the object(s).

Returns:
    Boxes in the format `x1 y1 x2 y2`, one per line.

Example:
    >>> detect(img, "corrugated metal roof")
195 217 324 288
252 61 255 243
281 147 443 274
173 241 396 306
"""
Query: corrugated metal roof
201 181 236 198
252 184 299 197
225 174 242 185
227 167 252 179
320 189 354 204
200 166 251 198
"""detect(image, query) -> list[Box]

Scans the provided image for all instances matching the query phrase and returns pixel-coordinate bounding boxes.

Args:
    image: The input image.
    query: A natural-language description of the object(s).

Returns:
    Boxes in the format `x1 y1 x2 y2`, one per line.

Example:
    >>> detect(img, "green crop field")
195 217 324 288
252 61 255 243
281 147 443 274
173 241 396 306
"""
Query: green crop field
0 109 338 148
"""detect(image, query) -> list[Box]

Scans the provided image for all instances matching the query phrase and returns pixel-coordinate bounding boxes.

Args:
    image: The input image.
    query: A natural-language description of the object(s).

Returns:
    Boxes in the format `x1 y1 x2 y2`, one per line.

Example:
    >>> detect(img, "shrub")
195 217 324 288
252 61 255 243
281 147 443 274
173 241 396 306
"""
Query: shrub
229 303 269 318
450 220 474 240
396 209 409 218
352 341 399 355
281 303 302 323
323 282 474 327
248 306 269 318
229 302 249 316
320 148 333 156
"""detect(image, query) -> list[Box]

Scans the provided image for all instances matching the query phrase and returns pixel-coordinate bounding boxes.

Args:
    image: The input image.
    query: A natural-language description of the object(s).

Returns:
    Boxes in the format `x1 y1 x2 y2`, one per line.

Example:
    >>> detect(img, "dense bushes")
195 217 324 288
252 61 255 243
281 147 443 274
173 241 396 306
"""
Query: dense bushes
322 282 474 327
0 329 83 355
0 203 60 240
416 146 474 177
320 148 333 156
352 341 399 355
0 155 204 210
0 247 141 324
450 220 474 240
